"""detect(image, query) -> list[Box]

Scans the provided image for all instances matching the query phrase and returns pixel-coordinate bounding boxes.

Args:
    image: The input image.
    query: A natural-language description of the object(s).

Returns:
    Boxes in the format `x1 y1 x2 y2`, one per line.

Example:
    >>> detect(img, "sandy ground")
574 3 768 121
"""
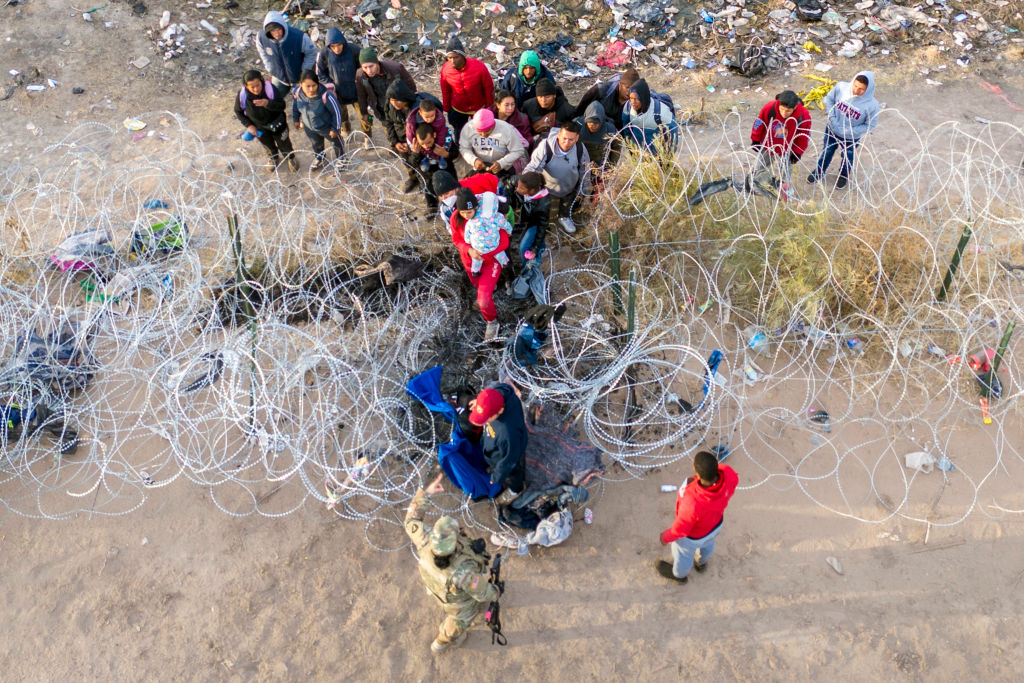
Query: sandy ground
2 1 1024 680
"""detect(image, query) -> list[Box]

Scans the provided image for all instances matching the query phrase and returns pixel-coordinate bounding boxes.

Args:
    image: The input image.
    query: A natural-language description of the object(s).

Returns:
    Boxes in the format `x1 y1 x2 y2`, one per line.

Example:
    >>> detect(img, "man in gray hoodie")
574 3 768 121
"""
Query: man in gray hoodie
524 119 590 234
807 71 880 189
255 11 317 89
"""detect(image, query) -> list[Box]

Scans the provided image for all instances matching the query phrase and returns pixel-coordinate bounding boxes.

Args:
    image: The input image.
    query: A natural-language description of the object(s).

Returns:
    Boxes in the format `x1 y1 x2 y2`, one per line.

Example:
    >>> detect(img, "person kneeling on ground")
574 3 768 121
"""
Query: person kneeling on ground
234 69 299 172
460 108 528 180
292 70 344 170
808 71 880 190
523 119 590 235
656 450 739 583
750 89 811 185
468 382 528 502
405 474 499 654
451 188 512 343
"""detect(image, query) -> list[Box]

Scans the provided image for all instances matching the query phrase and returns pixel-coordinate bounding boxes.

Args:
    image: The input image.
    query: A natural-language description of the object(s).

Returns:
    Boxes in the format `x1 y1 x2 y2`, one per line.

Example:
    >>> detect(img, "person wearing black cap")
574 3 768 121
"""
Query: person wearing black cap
433 170 503 225
354 46 417 141
520 78 576 147
440 36 495 145
234 69 299 172
750 90 812 187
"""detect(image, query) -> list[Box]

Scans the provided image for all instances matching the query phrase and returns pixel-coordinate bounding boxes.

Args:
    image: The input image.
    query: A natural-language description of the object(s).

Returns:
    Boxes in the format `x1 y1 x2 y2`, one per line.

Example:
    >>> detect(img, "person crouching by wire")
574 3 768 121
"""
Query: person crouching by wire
404 474 501 654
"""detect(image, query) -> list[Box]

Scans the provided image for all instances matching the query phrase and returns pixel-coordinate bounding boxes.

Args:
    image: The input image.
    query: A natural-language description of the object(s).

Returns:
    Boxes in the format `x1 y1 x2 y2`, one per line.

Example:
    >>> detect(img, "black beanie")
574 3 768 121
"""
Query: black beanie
455 187 476 211
446 35 466 57
535 78 556 97
432 170 459 195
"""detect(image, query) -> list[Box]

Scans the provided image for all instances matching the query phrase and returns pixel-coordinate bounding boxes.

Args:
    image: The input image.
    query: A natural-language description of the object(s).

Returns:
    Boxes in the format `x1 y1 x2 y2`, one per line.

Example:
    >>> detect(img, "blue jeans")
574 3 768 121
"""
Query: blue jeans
670 522 723 579
519 225 545 266
814 129 858 179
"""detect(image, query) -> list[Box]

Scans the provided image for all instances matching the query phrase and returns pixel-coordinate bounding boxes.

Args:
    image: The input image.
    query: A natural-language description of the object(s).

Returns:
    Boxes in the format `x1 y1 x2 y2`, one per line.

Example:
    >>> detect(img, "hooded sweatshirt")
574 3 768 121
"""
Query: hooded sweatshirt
291 83 343 133
524 128 591 198
823 71 880 140
750 98 812 160
575 101 618 165
620 79 679 150
440 56 495 114
498 51 556 108
255 11 317 87
315 28 359 104
459 118 528 170
660 464 739 543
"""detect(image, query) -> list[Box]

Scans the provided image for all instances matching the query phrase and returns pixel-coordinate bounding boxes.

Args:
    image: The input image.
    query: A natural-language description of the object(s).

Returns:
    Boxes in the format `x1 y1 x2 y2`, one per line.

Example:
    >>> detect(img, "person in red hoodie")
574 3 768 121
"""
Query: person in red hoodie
750 90 811 185
440 36 495 148
656 450 739 583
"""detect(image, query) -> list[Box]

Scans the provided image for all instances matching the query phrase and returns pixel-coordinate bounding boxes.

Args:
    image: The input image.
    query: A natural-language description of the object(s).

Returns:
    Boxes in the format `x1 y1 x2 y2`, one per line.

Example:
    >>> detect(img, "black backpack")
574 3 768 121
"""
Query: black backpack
795 0 824 22
730 44 780 78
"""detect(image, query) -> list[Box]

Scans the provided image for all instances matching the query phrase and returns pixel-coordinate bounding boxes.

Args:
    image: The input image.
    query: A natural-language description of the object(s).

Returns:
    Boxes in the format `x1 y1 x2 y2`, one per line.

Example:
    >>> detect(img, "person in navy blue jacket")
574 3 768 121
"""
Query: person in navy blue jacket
315 28 359 135
468 383 528 500
255 11 317 89
292 71 344 170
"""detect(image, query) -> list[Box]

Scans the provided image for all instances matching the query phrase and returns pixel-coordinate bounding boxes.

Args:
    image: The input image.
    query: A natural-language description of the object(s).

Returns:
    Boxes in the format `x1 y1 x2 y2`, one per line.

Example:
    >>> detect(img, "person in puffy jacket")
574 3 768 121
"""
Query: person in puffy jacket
292 70 344 170
440 36 495 145
808 71 880 189
656 450 739 583
521 78 576 146
498 50 555 109
255 11 317 88
750 90 812 184
315 28 359 134
234 69 298 172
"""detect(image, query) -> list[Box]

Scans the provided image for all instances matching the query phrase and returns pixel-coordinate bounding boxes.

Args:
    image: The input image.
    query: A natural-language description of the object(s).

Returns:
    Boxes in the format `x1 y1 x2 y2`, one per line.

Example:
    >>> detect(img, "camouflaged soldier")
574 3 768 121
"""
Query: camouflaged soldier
405 479 498 654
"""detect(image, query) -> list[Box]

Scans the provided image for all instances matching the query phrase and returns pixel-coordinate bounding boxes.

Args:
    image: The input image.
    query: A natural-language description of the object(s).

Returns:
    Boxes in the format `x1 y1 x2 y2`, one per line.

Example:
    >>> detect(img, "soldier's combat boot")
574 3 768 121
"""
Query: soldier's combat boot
430 631 467 655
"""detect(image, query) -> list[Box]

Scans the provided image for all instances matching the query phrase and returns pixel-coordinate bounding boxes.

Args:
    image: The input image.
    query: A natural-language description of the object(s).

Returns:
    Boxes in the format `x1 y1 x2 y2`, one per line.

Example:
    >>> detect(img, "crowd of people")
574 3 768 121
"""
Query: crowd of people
234 13 884 653
235 13 881 345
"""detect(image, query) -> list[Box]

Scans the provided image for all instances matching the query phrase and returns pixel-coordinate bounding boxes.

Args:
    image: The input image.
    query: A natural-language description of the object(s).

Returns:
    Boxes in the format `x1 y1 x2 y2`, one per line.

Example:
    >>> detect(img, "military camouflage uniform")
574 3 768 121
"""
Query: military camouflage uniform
405 490 498 647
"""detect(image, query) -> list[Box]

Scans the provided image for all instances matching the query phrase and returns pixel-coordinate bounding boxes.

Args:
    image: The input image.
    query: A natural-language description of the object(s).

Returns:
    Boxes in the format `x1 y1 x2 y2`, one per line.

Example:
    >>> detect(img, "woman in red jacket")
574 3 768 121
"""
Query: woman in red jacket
440 36 495 148
449 187 509 343
750 90 811 186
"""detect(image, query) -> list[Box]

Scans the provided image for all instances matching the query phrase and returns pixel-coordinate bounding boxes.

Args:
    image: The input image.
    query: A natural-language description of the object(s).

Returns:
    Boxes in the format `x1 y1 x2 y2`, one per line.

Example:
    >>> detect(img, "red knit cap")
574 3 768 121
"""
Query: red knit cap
469 388 505 425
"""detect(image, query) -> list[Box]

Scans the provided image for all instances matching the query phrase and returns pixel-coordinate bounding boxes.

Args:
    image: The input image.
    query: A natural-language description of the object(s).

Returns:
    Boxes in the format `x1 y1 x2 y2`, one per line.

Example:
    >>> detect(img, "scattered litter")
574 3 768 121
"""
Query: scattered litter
825 556 843 575
132 56 151 70
904 451 936 473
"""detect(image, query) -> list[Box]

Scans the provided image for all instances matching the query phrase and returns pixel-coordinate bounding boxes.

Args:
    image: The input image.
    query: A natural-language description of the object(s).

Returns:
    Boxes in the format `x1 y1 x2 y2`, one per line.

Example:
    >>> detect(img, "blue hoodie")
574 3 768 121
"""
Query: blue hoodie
255 11 317 87
315 28 359 104
823 71 880 140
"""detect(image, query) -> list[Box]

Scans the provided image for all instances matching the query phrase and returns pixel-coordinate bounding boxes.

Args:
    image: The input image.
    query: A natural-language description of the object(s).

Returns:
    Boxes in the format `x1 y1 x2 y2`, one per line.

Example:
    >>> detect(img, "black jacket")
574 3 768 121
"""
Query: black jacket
511 189 551 247
233 79 288 132
481 383 528 487
575 79 628 130
521 88 576 140
383 79 419 146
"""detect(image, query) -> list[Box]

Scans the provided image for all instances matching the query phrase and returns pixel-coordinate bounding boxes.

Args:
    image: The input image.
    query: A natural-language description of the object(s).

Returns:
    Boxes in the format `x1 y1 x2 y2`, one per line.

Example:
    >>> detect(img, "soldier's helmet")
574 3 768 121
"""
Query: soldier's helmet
429 516 460 556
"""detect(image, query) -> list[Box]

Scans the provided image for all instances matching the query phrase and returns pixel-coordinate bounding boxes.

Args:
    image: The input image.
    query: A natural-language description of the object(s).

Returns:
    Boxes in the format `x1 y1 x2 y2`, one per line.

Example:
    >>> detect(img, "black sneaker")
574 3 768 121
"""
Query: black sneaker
835 176 848 189
654 560 688 583
806 173 818 184
694 560 708 573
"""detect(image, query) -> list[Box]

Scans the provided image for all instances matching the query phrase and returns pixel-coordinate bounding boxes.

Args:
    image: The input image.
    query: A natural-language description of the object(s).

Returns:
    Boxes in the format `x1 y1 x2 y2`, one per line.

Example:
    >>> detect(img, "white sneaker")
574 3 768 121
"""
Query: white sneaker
496 488 519 504
558 216 576 234
484 320 500 343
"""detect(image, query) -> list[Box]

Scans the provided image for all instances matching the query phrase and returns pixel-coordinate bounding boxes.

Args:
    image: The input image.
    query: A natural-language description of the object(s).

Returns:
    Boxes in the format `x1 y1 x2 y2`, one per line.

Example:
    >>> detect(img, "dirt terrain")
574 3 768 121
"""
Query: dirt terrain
2 1 1024 680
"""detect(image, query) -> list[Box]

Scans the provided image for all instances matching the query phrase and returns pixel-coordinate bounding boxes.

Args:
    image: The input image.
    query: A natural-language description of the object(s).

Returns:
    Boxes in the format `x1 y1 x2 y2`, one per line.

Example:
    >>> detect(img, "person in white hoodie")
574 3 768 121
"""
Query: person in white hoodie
459 108 527 180
807 71 880 189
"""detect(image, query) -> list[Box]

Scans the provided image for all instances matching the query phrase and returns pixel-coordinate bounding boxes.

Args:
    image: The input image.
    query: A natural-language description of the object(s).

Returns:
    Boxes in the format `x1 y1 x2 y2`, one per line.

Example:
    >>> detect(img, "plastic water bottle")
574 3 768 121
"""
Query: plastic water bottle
661 484 678 493
927 344 946 358
699 9 714 22
743 365 759 382
583 508 593 524
711 444 730 462
846 338 864 355
743 326 768 355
